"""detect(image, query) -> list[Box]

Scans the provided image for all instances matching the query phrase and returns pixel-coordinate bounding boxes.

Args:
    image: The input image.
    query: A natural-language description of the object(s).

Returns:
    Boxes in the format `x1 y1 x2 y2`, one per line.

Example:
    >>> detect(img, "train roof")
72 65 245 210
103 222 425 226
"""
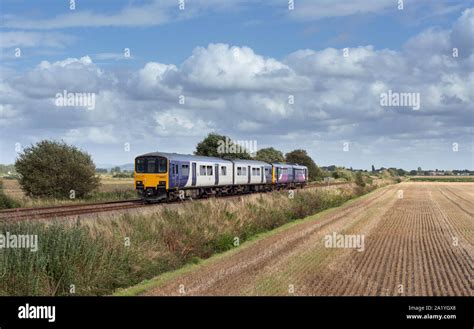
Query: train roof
137 152 308 168
272 162 308 169
229 159 271 166
137 152 233 163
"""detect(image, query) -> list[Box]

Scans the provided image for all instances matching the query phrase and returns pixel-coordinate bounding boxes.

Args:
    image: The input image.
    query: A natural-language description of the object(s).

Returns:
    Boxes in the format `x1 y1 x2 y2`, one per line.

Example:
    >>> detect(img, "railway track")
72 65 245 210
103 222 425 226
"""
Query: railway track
0 182 352 221
0 199 146 221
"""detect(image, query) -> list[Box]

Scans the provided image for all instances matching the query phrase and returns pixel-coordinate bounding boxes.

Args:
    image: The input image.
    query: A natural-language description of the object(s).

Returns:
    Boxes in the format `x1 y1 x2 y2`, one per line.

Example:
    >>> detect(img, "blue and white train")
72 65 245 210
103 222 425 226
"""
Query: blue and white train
134 152 308 202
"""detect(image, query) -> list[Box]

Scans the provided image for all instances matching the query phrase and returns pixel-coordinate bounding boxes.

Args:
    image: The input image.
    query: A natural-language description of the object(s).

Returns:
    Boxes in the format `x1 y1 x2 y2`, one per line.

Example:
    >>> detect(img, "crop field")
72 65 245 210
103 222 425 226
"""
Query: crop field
409 176 474 182
134 182 473 296
0 176 134 208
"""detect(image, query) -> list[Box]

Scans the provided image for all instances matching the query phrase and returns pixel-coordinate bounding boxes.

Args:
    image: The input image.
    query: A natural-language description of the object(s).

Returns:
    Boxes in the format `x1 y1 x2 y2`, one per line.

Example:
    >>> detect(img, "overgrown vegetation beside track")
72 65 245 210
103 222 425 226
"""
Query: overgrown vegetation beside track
0 177 135 209
0 180 21 209
0 182 387 296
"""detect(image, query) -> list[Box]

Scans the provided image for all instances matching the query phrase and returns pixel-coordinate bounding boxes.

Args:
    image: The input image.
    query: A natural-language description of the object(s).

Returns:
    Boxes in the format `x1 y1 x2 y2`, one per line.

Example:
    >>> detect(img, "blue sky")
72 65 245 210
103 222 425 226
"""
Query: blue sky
0 0 473 170
1 0 465 65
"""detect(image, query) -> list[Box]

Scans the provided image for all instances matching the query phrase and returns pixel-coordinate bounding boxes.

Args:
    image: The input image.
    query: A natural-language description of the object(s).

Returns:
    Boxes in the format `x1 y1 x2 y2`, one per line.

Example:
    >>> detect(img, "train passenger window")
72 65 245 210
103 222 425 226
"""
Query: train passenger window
257 168 260 175
242 167 247 176
200 165 206 176
221 166 227 176
182 164 189 176
265 168 270 175
207 166 213 175
237 167 242 176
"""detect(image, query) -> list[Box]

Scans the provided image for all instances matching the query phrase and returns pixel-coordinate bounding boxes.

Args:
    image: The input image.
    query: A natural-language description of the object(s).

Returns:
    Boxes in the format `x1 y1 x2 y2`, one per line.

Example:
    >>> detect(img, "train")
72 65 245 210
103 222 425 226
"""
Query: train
134 152 308 202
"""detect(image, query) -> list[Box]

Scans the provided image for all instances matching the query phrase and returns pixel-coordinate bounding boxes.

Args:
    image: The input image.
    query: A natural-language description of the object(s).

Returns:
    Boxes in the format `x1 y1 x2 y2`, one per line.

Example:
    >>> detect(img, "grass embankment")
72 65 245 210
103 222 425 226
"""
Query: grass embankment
0 183 383 296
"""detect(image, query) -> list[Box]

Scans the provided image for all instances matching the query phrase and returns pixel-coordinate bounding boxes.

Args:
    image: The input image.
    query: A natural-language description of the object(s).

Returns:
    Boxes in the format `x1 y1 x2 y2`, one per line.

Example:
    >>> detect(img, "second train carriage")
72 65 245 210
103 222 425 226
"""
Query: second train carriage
134 151 308 202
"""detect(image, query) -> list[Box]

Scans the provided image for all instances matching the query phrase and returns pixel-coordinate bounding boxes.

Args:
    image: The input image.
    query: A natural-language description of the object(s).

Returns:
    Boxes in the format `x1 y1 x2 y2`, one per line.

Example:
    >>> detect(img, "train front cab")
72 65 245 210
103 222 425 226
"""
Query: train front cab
134 155 169 201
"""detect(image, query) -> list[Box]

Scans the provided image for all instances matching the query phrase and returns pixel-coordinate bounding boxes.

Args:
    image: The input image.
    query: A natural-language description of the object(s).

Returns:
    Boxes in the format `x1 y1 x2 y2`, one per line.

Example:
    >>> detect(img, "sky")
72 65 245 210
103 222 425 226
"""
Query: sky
0 0 473 170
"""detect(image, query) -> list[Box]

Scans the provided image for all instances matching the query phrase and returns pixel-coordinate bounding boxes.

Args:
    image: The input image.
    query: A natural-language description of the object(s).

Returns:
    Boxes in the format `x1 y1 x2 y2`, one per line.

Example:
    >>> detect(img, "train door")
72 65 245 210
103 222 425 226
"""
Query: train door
175 163 180 187
170 163 176 187
261 166 264 183
192 162 197 186
215 164 219 185
248 165 251 184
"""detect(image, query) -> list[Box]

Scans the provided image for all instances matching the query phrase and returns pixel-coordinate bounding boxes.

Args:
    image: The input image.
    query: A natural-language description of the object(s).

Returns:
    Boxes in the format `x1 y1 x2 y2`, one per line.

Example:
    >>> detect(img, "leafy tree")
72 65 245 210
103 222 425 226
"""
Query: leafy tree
379 169 393 179
113 172 133 178
111 166 121 174
15 140 100 199
355 172 366 187
396 168 407 176
255 147 285 163
285 149 322 181
332 167 354 181
195 133 252 159
0 164 16 175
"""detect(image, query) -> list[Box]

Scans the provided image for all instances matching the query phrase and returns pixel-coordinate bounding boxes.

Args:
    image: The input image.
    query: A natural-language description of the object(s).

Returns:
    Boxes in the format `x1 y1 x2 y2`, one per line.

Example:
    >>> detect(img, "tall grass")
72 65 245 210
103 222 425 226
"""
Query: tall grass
7 189 138 209
0 179 21 209
0 185 377 296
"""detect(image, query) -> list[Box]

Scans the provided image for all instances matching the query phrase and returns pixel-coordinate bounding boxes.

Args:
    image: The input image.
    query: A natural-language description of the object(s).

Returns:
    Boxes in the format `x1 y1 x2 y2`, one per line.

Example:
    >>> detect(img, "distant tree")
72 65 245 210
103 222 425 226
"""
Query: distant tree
332 167 354 181
96 168 108 174
195 133 252 159
379 169 393 179
285 149 322 181
111 166 121 174
113 172 133 178
396 168 407 176
0 164 16 175
255 147 285 163
15 140 100 199
371 165 376 173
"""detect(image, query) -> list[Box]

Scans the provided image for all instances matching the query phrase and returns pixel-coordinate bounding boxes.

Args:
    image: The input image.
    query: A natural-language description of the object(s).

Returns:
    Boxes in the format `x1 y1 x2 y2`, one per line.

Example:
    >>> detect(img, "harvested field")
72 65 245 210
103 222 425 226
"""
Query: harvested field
138 182 473 296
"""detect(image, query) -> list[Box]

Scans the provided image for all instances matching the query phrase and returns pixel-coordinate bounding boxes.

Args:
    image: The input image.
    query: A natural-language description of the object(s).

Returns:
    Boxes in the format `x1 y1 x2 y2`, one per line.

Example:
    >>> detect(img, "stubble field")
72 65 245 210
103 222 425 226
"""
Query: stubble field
136 182 473 296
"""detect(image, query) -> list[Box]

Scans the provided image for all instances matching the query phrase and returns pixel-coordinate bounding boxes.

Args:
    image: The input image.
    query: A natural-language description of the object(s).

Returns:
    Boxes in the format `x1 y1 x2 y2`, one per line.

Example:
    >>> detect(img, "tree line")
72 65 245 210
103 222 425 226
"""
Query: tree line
195 133 322 181
9 135 409 200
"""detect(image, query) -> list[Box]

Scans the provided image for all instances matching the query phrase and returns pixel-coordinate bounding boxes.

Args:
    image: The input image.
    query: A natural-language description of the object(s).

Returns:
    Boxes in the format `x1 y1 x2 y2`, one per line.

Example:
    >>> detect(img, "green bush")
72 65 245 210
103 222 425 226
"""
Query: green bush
355 172 366 187
15 140 100 199
0 192 20 209
0 179 20 209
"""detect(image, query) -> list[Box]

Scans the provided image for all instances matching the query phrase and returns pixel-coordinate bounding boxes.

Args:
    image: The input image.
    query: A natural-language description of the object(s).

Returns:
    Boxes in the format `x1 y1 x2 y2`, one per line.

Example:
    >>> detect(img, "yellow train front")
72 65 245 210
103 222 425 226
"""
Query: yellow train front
134 153 169 201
